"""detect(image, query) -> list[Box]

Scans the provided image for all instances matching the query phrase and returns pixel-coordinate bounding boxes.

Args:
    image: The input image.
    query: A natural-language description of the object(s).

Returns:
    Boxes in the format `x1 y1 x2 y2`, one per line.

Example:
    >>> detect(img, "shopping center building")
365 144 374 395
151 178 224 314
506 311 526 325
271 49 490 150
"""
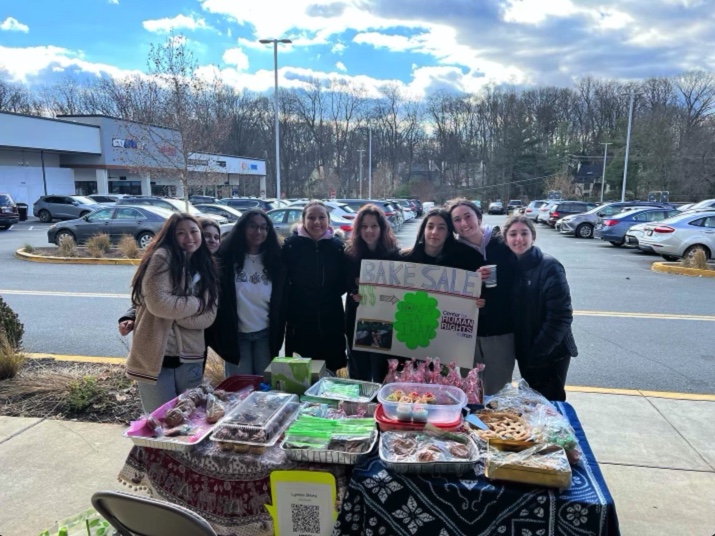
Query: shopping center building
0 111 266 205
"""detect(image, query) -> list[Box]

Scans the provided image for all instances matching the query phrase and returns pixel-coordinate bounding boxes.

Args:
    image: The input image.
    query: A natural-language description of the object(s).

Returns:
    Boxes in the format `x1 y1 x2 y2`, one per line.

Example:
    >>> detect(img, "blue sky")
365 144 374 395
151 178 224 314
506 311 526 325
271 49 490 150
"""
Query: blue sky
1 0 715 98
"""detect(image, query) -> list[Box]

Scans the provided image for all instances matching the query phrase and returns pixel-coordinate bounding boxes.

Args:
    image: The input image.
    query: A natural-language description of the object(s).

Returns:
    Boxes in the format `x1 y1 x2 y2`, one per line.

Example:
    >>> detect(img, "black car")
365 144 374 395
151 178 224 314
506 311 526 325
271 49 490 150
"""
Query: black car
47 205 173 248
217 198 275 211
548 201 600 227
0 193 19 230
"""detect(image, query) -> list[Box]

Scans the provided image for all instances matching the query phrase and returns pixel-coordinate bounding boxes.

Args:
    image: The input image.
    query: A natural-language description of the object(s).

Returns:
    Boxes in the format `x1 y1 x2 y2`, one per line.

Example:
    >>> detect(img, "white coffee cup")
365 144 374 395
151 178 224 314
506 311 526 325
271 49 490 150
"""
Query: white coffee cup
483 265 497 288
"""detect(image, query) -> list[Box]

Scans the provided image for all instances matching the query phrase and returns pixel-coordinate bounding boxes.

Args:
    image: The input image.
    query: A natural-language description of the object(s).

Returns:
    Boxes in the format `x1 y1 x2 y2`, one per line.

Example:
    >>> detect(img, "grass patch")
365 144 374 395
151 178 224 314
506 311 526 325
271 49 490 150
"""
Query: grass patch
86 233 112 258
67 376 106 412
0 331 26 380
117 234 140 259
682 248 713 270
22 243 35 253
57 235 78 257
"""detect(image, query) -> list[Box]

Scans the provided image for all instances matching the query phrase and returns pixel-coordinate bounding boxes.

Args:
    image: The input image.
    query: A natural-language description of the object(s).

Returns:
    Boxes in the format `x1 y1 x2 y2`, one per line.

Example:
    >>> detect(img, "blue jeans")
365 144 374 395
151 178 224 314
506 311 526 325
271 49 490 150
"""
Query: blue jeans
224 328 272 377
137 363 204 413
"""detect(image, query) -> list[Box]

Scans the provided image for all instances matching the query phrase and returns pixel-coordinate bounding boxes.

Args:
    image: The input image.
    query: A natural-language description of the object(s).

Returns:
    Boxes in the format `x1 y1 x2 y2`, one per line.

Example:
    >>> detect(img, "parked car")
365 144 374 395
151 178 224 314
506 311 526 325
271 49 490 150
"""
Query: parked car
87 194 128 206
506 200 524 215
267 207 353 240
625 223 650 249
523 200 547 221
116 196 228 224
639 210 715 260
411 199 424 216
0 193 20 230
33 195 101 223
188 195 219 205
547 201 599 227
594 207 681 246
558 201 674 238
488 201 504 215
684 199 715 212
217 197 275 212
193 203 243 222
290 200 357 221
47 205 173 248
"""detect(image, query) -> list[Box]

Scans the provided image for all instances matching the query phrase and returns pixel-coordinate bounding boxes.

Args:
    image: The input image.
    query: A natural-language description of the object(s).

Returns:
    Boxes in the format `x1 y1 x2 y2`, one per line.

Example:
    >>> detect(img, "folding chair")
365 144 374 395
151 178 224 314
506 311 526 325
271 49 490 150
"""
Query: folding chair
91 490 217 536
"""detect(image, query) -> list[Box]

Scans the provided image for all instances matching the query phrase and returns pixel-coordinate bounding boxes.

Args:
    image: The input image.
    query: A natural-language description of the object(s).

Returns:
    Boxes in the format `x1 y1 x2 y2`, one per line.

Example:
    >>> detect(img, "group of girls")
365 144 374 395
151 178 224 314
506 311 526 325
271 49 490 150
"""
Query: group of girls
124 198 577 413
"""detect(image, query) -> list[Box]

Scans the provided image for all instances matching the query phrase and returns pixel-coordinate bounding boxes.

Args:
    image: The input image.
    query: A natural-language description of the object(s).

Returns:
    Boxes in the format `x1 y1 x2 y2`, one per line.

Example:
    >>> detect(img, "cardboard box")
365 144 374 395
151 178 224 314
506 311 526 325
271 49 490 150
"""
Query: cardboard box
265 357 326 395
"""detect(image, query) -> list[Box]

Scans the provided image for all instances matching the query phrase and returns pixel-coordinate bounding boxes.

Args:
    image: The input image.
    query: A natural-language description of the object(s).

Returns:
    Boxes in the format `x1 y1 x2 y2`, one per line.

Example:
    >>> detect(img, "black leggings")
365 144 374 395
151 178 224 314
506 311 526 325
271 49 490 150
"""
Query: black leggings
519 357 571 402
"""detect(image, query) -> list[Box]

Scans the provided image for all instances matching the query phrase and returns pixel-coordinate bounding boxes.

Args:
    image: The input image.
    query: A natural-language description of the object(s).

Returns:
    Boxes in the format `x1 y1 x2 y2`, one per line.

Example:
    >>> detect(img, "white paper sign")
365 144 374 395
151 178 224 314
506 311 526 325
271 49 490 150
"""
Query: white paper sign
353 260 480 368
266 471 337 536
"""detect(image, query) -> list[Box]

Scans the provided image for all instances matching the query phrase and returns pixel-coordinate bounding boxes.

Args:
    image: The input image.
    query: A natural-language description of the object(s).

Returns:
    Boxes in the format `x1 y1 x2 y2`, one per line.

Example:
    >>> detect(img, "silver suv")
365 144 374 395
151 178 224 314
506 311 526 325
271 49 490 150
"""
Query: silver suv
33 195 101 223
558 202 674 238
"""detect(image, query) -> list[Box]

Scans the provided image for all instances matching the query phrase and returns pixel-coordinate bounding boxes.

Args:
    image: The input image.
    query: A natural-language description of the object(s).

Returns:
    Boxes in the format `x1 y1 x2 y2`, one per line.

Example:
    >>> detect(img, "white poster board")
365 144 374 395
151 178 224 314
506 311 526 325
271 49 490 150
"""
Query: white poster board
353 260 480 368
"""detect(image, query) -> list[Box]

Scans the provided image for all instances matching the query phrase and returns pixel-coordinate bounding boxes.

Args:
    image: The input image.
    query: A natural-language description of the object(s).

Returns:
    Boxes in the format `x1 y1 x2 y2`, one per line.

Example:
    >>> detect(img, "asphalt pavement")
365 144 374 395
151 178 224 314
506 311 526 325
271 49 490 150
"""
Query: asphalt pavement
1 214 714 394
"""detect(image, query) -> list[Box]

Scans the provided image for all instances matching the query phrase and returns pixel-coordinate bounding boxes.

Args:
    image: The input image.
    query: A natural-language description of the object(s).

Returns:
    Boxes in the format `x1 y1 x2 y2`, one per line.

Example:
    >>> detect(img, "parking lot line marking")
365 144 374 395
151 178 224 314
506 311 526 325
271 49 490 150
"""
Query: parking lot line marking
575 310 715 322
0 289 130 299
27 353 125 365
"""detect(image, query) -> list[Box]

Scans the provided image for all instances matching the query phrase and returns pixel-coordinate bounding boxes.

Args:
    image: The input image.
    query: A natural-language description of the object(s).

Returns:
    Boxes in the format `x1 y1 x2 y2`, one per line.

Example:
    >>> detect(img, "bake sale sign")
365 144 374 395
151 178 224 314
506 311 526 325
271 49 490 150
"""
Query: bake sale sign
353 260 480 368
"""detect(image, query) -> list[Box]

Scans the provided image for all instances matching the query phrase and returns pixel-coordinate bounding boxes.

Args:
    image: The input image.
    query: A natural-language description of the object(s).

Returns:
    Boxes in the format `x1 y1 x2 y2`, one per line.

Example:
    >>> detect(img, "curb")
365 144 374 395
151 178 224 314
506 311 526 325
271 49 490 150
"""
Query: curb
15 249 141 266
651 261 715 278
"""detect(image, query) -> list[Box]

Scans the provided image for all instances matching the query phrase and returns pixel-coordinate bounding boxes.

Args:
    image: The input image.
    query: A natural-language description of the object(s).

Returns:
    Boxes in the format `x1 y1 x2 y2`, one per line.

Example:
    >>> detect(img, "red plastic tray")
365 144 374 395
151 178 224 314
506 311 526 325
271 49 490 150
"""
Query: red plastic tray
217 374 263 392
375 404 462 432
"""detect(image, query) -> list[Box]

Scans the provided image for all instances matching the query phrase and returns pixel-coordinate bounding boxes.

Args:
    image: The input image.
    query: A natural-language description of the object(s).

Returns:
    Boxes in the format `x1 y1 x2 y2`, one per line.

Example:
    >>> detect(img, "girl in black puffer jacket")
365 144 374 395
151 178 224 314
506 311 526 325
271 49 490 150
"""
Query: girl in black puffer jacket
503 215 578 402
282 200 348 372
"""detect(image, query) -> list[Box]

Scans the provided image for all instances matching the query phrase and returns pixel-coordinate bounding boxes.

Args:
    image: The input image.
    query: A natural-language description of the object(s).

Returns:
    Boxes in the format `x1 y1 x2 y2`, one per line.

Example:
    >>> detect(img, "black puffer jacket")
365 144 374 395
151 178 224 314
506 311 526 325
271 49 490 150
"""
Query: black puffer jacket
282 233 348 371
205 249 286 366
400 240 480 270
477 232 517 337
511 246 578 367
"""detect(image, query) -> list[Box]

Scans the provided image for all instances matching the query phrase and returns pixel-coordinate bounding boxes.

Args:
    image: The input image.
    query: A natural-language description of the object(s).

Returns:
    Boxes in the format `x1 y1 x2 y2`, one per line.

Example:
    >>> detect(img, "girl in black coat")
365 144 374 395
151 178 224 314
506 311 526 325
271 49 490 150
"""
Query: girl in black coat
448 199 518 395
503 215 578 401
345 204 400 382
282 200 348 372
205 209 286 376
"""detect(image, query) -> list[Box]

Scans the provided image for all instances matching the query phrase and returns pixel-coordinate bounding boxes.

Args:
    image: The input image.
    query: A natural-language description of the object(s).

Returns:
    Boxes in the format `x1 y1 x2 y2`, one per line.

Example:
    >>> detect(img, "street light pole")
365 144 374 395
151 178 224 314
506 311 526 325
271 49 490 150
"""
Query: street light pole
368 128 372 199
622 90 635 202
357 149 365 198
600 142 611 204
259 38 292 202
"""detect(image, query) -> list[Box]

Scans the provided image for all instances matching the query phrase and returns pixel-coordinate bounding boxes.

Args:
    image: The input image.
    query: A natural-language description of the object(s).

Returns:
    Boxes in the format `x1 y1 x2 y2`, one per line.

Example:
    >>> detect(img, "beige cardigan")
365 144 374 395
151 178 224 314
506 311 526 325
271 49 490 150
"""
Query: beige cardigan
126 248 217 383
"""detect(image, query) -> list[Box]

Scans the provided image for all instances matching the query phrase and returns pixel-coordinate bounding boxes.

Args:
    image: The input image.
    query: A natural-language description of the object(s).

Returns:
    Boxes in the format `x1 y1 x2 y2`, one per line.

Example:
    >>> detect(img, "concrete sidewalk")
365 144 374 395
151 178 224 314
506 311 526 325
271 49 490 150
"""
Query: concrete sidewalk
1 390 714 536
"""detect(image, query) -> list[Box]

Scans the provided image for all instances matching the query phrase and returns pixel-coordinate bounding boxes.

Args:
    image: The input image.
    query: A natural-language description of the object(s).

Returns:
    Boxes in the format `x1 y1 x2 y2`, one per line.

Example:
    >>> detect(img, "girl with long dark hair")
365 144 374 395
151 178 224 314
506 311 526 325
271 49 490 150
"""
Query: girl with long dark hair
126 213 219 412
206 209 285 376
282 200 348 372
345 204 399 381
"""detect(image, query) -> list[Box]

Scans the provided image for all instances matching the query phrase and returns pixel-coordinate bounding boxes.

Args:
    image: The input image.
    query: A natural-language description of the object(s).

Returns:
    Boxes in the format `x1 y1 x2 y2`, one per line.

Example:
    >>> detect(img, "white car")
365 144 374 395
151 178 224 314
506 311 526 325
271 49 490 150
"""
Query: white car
639 210 715 261
524 200 548 220
625 223 648 248
535 201 557 223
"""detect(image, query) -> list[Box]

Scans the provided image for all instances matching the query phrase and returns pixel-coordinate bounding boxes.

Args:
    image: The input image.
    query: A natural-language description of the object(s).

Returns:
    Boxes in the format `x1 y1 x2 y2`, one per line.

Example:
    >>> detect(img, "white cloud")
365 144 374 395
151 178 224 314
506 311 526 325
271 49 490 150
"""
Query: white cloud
108 0 119 4
331 42 346 54
143 14 210 33
502 0 578 24
1 17 30 33
336 61 347 72
354 32 413 52
222 47 249 70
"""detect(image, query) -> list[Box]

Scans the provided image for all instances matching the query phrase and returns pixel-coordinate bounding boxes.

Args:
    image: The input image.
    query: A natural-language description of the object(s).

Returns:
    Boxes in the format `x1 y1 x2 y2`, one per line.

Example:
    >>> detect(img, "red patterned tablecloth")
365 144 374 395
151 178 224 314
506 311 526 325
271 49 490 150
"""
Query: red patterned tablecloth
118 441 351 536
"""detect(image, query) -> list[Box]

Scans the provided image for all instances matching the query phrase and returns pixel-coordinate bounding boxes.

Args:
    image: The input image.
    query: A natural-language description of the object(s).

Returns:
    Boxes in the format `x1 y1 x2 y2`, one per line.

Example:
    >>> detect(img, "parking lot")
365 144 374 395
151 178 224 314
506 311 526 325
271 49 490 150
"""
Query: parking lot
1 212 714 394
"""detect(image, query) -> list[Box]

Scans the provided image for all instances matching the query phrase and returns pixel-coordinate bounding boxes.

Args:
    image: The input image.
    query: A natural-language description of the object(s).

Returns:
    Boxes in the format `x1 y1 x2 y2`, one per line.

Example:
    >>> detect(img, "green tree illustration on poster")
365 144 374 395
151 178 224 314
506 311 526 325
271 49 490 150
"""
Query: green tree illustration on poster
393 291 440 349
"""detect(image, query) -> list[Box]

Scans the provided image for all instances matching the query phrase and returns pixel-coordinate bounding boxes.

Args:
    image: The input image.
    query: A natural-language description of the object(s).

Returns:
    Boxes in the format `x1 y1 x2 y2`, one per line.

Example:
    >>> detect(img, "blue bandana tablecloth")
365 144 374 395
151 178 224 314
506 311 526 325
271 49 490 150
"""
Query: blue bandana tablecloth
332 402 620 536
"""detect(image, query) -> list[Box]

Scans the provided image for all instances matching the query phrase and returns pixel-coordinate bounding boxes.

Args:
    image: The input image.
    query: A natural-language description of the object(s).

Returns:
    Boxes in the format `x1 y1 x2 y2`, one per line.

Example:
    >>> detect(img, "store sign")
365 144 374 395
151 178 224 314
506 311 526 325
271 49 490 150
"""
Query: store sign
112 138 138 149
353 260 480 368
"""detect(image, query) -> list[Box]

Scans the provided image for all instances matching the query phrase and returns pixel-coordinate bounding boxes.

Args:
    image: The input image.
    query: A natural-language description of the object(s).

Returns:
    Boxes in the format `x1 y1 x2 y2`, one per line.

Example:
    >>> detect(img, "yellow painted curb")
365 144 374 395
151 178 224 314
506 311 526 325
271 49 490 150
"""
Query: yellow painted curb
652 261 715 278
27 353 125 365
15 249 141 265
566 385 715 402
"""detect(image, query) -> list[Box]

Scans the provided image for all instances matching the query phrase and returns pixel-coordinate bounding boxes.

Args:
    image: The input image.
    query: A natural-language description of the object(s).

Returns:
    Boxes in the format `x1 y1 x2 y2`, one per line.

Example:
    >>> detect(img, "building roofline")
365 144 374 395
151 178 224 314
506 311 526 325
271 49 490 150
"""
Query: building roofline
57 113 177 132
0 110 100 129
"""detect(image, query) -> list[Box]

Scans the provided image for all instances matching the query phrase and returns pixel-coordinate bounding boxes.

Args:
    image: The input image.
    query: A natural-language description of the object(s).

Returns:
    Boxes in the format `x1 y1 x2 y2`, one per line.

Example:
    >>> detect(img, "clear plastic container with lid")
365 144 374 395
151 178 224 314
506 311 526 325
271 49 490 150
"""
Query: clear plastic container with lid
377 382 467 424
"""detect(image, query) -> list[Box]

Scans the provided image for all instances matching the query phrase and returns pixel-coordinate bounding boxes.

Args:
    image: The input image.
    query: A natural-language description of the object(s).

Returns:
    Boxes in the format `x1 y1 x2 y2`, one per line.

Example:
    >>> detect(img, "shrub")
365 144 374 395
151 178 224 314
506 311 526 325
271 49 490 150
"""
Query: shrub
66 376 106 412
57 235 78 257
117 234 140 259
0 295 24 350
86 233 112 258
22 243 35 253
0 330 26 380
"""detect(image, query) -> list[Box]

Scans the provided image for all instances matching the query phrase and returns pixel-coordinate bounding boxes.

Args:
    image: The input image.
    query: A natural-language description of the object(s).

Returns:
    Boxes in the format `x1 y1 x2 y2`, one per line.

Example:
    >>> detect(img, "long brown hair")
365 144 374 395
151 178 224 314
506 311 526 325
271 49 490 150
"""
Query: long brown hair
346 203 398 260
131 213 219 314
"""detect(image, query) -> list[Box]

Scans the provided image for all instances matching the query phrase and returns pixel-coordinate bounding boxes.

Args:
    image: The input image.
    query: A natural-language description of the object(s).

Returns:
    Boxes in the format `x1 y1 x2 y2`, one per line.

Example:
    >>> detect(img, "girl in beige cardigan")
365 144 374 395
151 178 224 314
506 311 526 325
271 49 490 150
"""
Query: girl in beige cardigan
126 213 219 412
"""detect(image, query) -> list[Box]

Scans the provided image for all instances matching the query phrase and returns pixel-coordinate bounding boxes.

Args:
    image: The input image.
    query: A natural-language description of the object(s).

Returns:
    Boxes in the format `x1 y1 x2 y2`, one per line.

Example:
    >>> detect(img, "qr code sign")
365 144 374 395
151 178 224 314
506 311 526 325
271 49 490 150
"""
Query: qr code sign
291 503 320 534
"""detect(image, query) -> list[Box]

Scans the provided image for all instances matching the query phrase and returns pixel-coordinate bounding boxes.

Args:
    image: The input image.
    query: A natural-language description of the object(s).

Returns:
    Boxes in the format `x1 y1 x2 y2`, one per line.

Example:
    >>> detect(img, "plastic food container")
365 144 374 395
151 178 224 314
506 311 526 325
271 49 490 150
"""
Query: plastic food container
379 431 479 475
377 383 467 424
302 377 381 404
375 404 462 432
